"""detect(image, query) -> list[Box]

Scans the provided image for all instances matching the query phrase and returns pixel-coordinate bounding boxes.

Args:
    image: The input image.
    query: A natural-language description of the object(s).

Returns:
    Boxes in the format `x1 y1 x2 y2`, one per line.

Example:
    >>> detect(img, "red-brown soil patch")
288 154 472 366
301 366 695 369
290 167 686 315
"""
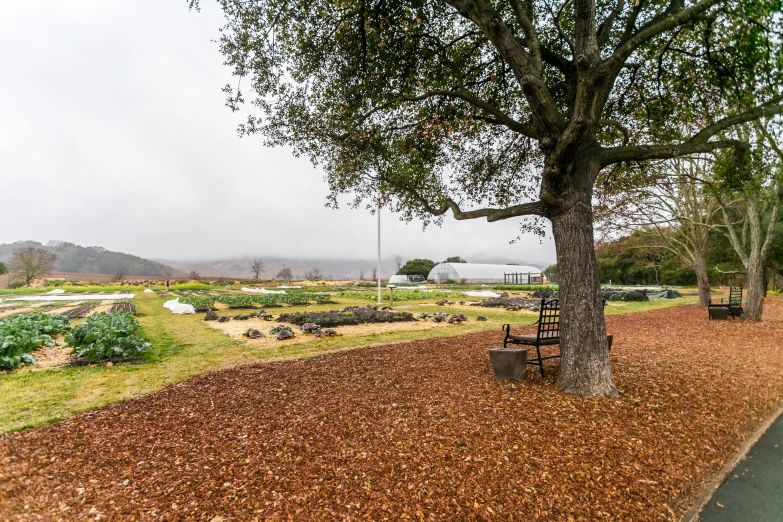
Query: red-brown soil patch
2 300 783 521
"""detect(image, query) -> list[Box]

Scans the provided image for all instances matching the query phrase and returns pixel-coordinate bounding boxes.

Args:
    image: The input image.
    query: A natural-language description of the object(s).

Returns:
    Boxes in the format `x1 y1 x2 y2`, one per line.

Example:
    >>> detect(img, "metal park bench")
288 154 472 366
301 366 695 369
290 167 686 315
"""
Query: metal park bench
502 298 613 378
708 286 743 320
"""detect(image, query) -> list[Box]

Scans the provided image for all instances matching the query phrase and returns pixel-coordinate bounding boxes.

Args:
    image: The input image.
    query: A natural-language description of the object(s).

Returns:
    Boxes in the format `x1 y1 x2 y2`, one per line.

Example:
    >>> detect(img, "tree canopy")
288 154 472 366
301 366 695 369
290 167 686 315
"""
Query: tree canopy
399 258 437 278
10 247 57 286
199 0 782 225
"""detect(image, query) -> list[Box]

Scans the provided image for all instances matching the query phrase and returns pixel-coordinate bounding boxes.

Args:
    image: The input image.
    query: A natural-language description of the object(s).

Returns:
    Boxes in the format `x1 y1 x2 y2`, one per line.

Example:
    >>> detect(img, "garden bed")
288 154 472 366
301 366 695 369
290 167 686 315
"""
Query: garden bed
2 301 783 520
277 305 416 328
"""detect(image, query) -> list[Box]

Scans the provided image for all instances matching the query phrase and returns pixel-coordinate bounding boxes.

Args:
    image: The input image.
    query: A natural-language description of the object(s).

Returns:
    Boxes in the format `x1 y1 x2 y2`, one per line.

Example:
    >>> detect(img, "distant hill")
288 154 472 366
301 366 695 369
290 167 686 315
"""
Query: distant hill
0 241 183 277
158 256 547 280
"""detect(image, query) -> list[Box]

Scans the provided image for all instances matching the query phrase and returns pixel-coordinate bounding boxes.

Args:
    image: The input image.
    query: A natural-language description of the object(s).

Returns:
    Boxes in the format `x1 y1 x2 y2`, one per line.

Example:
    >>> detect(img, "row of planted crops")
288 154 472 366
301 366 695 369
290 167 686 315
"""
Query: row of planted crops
0 310 150 370
178 293 336 311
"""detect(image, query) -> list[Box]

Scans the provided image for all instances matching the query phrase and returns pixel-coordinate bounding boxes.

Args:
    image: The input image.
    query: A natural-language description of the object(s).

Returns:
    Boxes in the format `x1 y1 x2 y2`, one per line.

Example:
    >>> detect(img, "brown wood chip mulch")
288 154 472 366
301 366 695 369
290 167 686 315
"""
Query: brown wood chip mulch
2 300 783 521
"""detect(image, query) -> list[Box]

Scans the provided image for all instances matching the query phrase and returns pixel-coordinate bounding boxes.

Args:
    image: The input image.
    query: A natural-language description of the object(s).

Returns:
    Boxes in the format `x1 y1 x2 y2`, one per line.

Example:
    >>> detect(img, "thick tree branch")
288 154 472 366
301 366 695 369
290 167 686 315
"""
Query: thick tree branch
573 0 599 60
382 175 545 221
690 98 783 142
601 0 720 75
600 140 739 166
509 0 542 74
597 0 625 47
418 89 538 137
352 88 538 138
444 0 564 133
601 101 783 166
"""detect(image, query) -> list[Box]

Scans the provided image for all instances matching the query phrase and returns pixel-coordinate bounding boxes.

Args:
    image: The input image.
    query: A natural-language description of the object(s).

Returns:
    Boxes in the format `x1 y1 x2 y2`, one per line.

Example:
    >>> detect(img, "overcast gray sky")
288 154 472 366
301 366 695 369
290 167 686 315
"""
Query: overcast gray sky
0 0 556 266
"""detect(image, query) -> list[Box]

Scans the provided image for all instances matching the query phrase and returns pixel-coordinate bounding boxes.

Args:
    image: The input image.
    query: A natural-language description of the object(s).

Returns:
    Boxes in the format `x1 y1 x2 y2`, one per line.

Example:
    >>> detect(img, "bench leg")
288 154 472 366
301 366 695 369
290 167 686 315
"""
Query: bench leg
535 343 545 378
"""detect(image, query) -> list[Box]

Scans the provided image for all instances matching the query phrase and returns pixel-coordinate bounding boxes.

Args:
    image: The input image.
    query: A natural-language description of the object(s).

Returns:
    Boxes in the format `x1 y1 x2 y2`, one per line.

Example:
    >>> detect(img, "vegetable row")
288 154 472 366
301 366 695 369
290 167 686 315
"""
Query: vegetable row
179 293 336 310
1 311 151 370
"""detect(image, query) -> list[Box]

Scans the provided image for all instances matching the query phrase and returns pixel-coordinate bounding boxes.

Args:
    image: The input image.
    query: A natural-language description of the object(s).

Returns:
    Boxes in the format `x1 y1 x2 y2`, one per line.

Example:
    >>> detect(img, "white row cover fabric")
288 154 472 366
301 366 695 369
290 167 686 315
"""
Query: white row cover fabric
144 288 156 293
277 285 301 289
9 294 136 301
46 289 66 295
463 291 501 298
428 263 544 284
163 298 196 314
242 287 286 294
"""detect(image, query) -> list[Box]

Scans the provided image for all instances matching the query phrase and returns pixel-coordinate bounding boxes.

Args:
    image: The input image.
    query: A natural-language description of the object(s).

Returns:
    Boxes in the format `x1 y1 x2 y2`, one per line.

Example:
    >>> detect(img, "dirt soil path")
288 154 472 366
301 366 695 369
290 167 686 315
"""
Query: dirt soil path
2 301 783 521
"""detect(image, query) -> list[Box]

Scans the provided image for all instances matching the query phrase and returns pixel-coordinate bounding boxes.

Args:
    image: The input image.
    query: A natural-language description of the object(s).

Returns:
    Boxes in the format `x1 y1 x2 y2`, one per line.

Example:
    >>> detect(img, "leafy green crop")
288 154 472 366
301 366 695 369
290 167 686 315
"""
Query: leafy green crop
214 293 334 308
0 314 72 370
178 296 218 311
337 290 456 301
65 311 151 362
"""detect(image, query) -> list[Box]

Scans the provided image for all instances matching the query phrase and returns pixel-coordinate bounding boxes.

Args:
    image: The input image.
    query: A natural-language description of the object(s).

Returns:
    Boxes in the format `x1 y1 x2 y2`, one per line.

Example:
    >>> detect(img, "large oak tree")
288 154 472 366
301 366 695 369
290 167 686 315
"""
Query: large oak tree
194 0 782 397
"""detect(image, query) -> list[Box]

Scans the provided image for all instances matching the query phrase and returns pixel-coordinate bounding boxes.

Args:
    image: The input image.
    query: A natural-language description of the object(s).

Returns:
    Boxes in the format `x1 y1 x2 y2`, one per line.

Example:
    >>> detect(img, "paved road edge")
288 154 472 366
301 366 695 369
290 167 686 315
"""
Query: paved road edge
680 403 783 522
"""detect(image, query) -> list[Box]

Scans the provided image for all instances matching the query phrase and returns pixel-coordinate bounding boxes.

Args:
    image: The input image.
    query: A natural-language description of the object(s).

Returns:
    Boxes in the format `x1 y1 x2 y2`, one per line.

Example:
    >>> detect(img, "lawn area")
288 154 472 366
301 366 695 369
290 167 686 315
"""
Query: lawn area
0 291 698 434
1 298 782 520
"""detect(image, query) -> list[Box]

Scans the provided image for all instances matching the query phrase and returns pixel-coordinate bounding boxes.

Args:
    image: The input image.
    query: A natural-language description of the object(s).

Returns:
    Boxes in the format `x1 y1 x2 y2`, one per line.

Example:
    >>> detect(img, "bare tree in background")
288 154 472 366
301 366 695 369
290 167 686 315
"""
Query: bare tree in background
597 157 719 305
304 267 323 281
10 247 57 286
250 258 266 279
371 267 377 282
189 270 202 281
359 270 364 281
393 256 403 274
276 267 293 282
113 270 125 282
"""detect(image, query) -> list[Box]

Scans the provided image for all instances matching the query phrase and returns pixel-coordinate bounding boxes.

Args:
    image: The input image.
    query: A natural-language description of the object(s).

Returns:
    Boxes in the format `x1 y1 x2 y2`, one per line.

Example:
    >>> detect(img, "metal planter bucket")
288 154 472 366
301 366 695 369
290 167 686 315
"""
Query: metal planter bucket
489 348 527 381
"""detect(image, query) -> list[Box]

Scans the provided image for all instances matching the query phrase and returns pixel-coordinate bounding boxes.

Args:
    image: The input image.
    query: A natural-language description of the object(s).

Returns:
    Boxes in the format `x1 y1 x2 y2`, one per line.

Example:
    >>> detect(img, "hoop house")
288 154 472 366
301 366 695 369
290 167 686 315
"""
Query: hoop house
427 263 544 284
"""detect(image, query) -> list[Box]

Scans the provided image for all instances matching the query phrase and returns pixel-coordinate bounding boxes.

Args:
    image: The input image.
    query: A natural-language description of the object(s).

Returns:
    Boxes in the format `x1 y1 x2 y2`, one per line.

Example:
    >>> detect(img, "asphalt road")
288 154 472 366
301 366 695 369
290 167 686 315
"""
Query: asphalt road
699 412 783 521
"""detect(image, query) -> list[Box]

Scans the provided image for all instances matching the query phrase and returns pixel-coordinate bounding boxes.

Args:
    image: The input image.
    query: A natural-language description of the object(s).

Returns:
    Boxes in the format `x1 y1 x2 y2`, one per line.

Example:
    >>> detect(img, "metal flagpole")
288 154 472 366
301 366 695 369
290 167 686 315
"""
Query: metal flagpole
377 179 382 306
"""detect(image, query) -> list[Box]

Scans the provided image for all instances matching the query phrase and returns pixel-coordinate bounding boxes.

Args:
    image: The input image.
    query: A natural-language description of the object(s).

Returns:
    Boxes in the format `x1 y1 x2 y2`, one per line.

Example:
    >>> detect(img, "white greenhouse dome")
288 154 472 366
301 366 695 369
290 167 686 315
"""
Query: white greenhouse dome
427 263 545 284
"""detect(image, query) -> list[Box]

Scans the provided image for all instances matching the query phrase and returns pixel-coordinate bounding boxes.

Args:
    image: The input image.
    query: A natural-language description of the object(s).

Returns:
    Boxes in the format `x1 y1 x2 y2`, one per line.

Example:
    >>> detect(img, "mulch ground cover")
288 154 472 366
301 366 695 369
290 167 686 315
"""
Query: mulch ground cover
2 300 783 521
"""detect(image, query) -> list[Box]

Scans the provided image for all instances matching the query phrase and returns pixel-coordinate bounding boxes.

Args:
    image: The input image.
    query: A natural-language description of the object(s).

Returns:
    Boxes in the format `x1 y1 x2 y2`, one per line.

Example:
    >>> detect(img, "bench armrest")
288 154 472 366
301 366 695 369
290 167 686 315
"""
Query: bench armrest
502 320 540 333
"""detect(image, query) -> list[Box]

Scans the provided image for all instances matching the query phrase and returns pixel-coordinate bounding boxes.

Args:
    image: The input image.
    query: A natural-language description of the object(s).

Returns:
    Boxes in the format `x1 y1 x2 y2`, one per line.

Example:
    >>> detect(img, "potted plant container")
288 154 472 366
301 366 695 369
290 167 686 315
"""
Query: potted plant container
489 348 527 381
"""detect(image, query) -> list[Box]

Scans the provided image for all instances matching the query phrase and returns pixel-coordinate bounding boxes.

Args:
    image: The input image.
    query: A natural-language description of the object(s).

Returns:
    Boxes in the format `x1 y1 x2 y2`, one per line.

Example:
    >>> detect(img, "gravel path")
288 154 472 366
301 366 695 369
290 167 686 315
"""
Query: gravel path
2 301 783 521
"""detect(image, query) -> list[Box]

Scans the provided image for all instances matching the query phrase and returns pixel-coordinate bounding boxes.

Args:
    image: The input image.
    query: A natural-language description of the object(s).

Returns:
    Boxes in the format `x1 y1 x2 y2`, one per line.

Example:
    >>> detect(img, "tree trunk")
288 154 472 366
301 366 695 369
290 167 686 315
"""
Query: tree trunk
745 262 765 321
550 185 618 398
693 251 711 306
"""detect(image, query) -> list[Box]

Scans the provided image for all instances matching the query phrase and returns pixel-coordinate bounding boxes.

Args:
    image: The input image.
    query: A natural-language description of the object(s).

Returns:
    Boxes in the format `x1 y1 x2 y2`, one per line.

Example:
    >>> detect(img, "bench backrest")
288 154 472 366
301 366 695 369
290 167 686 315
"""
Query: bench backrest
729 286 743 304
537 298 560 339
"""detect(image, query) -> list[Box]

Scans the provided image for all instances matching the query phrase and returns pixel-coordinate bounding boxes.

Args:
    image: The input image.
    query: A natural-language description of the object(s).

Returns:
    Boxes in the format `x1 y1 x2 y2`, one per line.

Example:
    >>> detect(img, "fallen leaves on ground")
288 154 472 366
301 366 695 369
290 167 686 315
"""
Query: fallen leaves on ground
2 299 783 521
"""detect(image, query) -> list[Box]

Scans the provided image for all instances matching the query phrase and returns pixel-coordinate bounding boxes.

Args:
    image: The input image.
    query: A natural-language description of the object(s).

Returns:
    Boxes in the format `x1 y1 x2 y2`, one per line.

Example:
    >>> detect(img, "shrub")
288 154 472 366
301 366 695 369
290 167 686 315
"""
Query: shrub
245 329 264 339
300 323 321 334
432 312 448 323
276 329 294 340
471 297 531 309
622 290 649 302
270 324 294 340
603 290 649 302
8 280 25 289
444 279 457 284
0 314 71 370
65 311 150 362
313 328 337 339
44 279 67 287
